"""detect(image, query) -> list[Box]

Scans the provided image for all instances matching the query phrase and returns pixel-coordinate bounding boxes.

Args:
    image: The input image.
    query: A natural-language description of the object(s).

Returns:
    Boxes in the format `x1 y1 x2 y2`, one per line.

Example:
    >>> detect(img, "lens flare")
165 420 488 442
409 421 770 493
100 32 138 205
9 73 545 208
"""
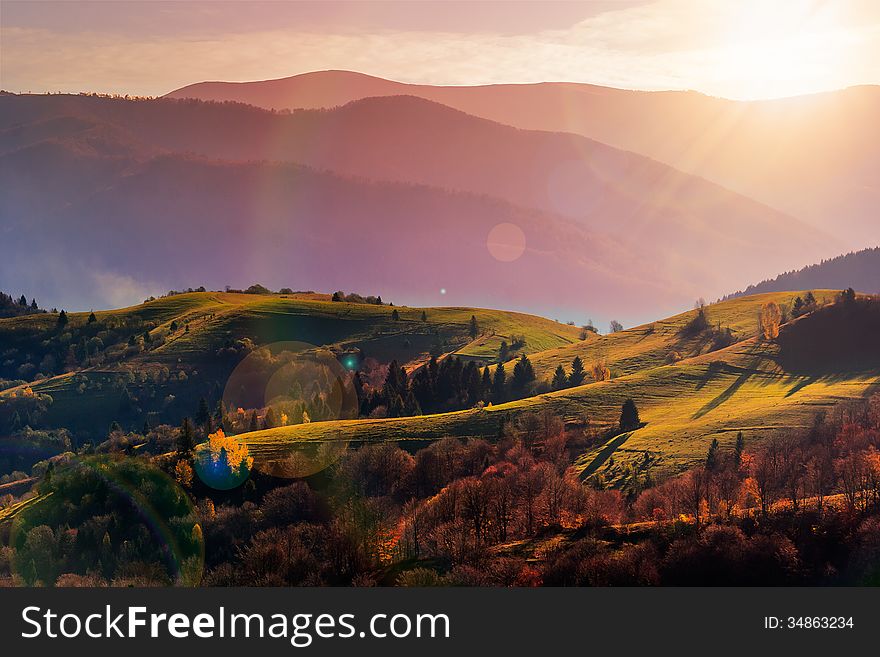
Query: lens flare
193 429 252 490
9 455 204 586
487 222 527 262
222 341 357 478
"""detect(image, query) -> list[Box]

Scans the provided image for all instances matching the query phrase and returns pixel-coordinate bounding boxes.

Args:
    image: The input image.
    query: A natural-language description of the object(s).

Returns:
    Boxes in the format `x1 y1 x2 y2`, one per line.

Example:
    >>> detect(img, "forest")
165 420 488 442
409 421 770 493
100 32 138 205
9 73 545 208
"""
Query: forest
3 389 880 586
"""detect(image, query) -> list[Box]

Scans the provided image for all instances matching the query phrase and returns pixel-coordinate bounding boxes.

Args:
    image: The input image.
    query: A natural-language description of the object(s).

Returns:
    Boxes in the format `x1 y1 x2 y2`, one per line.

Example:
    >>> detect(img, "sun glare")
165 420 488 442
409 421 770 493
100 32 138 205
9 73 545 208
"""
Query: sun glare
711 0 854 99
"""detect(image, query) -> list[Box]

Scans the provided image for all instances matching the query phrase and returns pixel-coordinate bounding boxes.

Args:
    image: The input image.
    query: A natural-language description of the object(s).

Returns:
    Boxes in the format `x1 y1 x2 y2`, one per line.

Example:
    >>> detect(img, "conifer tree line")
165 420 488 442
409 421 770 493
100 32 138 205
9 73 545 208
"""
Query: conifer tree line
0 291 45 318
550 356 588 390
354 352 610 419
355 353 538 418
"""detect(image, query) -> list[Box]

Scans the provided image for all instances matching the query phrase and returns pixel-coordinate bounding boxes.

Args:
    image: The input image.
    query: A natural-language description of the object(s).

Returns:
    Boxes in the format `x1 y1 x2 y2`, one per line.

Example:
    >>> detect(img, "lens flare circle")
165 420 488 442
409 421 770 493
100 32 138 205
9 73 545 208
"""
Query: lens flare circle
193 432 252 491
9 455 204 586
487 223 527 262
222 341 357 478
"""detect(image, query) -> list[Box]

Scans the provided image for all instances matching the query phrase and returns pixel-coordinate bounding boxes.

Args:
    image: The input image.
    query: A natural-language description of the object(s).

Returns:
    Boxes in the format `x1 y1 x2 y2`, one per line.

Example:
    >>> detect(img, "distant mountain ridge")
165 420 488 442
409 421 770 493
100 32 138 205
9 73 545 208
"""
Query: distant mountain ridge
725 247 880 299
0 95 684 324
0 92 843 324
168 70 880 247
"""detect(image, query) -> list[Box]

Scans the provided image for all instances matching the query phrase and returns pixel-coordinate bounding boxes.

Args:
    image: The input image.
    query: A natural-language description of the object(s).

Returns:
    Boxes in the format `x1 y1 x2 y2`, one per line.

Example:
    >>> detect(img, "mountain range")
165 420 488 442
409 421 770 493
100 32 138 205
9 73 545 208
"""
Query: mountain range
0 91 842 325
169 70 880 248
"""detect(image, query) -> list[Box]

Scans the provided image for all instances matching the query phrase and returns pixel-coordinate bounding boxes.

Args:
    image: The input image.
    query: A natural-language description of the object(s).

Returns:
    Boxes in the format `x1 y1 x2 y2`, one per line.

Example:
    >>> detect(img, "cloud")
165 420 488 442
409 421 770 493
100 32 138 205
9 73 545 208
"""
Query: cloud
89 270 161 310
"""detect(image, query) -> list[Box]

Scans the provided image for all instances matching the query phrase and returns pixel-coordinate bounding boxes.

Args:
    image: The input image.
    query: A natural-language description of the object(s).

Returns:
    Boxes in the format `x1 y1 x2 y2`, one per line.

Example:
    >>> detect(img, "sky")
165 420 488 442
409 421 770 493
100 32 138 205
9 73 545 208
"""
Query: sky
1 0 879 100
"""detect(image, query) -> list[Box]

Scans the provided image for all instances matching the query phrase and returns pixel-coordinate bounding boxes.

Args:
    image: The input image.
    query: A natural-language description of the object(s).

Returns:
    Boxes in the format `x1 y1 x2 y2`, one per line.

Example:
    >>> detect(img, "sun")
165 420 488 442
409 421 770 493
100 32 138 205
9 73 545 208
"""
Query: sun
710 0 855 100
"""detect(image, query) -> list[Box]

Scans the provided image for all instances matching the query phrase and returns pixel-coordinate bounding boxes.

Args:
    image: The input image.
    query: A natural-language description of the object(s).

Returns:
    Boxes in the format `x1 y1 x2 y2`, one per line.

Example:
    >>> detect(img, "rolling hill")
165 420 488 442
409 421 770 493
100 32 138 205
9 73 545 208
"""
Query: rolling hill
168 70 880 247
494 291 838 382
0 93 835 325
0 291 582 437
3 289 878 486
227 291 879 481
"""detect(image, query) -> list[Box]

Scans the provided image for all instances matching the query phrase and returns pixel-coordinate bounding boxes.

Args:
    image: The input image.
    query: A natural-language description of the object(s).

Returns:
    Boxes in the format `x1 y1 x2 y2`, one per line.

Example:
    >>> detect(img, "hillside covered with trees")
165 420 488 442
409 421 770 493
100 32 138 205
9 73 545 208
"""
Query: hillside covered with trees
726 247 880 299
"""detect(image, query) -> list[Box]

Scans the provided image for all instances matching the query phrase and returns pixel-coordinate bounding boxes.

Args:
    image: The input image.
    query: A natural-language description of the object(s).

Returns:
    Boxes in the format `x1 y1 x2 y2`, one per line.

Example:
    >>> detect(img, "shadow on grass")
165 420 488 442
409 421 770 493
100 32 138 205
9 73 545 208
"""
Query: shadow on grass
692 369 756 420
695 355 880 418
579 426 644 480
784 376 818 398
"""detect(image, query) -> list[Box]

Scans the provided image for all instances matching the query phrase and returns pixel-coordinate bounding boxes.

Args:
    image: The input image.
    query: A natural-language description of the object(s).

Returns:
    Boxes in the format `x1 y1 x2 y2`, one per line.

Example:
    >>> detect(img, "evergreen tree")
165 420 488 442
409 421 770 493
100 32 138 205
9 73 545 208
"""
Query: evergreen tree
248 410 259 432
87 311 97 323
196 397 211 427
387 393 404 417
263 407 279 429
464 362 482 406
391 308 400 321
57 310 68 329
30 299 38 310
331 291 343 302
421 310 427 322
428 355 440 386
568 356 586 387
619 399 641 431
177 418 196 456
353 371 366 408
143 330 151 344
734 432 745 466
410 368 433 413
492 362 507 403
18 295 27 306
469 315 480 339
404 391 422 416
551 364 568 391
706 438 720 471
511 353 536 393
170 320 179 332
214 399 227 430
804 291 816 307
382 360 407 404
480 366 493 402
499 340 510 362
216 446 231 478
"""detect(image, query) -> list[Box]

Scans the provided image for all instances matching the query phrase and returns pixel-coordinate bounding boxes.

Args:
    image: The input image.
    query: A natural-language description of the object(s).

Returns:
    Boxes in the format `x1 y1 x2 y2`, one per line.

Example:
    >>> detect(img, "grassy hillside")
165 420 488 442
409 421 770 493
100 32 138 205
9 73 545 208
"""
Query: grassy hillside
497 291 836 382
238 291 879 481
0 292 581 435
4 289 877 487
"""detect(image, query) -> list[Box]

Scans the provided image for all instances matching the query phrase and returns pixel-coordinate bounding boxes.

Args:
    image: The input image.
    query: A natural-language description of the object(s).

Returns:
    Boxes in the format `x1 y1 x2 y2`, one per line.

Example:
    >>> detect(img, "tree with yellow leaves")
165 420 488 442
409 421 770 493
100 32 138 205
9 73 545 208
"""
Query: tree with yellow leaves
174 459 193 488
759 302 782 340
192 428 254 490
205 428 253 474
591 360 611 382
